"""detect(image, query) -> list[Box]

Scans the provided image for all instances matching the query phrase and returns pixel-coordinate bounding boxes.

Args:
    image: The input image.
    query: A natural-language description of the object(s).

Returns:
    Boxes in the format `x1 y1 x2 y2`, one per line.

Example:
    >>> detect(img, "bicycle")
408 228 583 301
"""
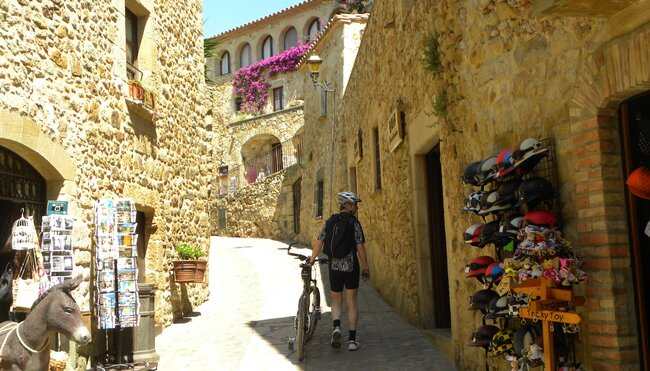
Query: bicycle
286 243 328 361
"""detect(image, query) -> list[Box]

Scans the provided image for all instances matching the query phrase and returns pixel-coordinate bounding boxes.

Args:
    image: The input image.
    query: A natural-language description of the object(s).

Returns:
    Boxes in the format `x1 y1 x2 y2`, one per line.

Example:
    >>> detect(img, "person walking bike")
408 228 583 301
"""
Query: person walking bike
310 191 369 351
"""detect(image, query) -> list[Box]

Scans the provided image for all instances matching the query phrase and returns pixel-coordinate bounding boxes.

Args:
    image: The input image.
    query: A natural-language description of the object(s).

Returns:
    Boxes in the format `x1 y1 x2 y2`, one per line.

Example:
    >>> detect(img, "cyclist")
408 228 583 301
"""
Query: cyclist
310 191 369 351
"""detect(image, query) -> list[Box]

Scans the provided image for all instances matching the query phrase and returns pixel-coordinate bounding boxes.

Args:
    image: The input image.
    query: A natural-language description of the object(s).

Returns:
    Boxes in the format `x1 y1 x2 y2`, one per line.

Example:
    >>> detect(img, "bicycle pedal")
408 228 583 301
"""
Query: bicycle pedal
316 307 321 320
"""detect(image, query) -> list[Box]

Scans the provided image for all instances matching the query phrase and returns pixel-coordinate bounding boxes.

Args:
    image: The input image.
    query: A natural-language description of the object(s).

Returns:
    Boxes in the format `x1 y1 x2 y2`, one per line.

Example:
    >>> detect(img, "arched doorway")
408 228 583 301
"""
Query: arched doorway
240 134 282 184
0 145 47 250
0 145 47 321
619 92 650 368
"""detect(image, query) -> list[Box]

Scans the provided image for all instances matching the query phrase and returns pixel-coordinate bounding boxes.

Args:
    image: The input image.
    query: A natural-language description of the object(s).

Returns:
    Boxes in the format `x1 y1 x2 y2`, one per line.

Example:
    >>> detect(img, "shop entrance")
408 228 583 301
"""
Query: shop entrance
425 145 450 328
619 92 650 368
0 146 47 320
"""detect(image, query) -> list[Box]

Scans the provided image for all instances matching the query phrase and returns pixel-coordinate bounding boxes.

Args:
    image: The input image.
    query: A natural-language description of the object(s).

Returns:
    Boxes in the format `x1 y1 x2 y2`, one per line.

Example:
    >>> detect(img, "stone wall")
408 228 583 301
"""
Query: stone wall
0 0 211 367
329 0 645 369
294 15 369 247
214 165 301 240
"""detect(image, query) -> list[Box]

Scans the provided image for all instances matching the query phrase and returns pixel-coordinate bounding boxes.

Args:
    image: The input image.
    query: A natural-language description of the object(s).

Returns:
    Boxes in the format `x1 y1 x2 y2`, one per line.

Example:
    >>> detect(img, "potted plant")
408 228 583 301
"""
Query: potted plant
172 244 207 283
127 80 144 101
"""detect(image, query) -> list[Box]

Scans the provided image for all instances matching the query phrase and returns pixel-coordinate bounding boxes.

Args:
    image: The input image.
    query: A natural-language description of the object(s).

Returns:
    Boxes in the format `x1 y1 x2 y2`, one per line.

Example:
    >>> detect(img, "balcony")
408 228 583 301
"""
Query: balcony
217 131 304 197
125 62 157 121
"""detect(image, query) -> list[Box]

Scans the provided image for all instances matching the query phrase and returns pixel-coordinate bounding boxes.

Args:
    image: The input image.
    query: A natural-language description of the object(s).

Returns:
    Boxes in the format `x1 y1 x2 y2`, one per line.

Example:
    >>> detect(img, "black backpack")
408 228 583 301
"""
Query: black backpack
323 212 357 258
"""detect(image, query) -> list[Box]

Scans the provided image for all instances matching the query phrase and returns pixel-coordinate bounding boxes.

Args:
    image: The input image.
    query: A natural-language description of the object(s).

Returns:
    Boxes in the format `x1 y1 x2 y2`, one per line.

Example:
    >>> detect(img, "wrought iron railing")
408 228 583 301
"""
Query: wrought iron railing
217 132 304 196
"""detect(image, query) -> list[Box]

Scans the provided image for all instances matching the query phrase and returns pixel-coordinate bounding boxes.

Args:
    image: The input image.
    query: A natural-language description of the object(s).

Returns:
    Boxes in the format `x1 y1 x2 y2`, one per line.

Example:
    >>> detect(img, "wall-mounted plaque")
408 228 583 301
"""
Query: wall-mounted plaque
387 109 404 152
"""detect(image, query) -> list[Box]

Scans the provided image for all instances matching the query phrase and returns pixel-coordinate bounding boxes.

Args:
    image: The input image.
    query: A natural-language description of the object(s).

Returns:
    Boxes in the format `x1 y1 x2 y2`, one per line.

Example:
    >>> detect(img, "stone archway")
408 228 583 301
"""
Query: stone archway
0 109 76 193
569 25 650 369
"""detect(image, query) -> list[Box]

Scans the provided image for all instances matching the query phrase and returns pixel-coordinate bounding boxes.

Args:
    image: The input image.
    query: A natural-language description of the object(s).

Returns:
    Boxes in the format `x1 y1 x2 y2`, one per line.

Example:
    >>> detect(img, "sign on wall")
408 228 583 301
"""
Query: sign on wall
47 200 68 215
387 109 404 153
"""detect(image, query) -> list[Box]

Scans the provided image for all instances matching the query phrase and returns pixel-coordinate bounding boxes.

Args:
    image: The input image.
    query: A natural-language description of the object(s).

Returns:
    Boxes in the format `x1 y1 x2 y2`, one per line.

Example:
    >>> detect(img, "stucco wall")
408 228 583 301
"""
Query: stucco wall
0 1 211 366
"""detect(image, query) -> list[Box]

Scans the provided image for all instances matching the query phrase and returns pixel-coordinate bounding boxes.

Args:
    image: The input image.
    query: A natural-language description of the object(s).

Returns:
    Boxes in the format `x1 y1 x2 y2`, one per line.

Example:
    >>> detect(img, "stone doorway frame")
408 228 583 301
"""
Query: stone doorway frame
569 24 650 369
0 109 76 198
407 110 453 359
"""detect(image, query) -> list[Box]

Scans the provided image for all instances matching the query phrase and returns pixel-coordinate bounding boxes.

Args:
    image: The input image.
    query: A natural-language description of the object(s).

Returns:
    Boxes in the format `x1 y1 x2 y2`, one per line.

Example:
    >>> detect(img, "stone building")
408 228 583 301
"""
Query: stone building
206 0 338 238
297 0 650 369
0 0 211 367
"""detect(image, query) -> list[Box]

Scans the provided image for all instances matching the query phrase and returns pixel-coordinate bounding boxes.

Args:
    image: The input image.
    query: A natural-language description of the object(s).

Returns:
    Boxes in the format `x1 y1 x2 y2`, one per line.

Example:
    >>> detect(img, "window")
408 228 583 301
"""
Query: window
273 87 284 111
218 208 227 230
293 179 301 234
284 27 298 50
320 90 327 116
373 127 381 190
235 97 243 112
308 19 321 40
220 51 230 75
315 180 324 217
240 43 252 68
349 167 357 194
262 36 273 60
125 8 139 79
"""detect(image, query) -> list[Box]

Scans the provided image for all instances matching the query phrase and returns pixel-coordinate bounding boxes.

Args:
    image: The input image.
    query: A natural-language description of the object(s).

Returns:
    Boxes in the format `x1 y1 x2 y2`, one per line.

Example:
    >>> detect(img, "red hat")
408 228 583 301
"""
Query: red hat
466 256 495 278
524 210 558 229
626 166 650 200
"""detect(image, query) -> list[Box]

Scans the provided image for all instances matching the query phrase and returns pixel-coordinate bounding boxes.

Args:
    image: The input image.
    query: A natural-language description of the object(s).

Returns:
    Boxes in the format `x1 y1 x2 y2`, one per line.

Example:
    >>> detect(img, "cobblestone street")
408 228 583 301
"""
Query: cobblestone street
155 237 455 370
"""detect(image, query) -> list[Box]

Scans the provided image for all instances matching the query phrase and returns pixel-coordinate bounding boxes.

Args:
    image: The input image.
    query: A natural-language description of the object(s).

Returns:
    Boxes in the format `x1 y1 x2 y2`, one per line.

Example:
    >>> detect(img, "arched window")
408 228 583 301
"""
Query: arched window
220 51 230 75
308 19 321 40
262 36 273 60
283 27 298 50
240 44 252 68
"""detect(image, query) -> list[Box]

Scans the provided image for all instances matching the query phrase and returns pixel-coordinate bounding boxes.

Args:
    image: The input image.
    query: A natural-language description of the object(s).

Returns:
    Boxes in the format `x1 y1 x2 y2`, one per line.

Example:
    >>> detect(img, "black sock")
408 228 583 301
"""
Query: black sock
349 330 356 341
333 320 341 328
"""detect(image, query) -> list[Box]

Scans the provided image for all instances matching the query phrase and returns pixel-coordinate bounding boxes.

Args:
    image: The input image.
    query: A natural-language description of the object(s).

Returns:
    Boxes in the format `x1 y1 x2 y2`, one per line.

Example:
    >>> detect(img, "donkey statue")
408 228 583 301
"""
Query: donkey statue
0 275 91 370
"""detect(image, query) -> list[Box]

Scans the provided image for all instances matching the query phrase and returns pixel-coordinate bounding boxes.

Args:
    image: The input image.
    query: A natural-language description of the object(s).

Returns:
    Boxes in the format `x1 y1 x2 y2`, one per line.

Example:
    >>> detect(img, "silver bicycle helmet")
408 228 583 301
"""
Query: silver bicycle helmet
338 191 362 205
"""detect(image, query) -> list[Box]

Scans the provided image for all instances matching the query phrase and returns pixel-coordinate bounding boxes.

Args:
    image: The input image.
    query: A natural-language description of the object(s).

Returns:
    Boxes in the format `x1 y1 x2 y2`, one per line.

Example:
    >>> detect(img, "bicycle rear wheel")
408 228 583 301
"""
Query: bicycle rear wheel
306 285 320 340
296 294 307 361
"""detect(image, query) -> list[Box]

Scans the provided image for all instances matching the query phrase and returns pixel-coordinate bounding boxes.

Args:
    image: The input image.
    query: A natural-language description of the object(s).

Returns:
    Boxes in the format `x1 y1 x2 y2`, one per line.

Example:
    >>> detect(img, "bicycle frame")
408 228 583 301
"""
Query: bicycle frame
286 244 327 361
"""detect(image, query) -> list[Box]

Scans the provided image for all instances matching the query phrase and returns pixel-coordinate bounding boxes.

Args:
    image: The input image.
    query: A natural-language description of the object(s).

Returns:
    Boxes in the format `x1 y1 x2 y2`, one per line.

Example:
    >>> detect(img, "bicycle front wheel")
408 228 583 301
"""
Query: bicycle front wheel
306 285 320 340
296 294 307 361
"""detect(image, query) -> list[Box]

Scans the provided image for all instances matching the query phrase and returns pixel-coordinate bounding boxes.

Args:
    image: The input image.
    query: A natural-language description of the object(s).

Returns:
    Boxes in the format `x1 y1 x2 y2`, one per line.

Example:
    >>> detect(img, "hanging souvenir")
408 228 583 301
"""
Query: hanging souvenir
11 209 38 250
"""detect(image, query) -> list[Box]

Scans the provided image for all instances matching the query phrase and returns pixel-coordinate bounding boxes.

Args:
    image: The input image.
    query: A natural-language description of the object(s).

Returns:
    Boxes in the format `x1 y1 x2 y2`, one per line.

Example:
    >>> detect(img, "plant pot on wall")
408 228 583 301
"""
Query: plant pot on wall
128 81 144 101
172 260 206 283
172 244 207 283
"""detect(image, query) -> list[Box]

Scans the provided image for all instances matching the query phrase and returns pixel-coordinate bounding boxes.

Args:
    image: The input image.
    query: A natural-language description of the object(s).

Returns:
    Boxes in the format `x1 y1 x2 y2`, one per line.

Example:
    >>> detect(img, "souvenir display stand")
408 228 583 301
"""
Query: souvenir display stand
94 198 141 369
462 138 587 371
512 279 584 371
41 213 75 285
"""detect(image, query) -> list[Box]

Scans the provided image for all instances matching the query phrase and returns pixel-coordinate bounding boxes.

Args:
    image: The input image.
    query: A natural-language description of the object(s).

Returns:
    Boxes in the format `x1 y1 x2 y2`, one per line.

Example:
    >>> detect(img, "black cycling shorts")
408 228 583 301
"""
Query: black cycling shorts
329 266 360 292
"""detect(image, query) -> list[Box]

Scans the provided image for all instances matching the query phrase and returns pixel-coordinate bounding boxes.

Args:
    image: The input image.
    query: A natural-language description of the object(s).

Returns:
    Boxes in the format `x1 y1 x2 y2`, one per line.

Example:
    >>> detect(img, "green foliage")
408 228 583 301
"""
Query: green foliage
175 244 205 260
432 90 448 117
423 33 441 76
204 38 221 85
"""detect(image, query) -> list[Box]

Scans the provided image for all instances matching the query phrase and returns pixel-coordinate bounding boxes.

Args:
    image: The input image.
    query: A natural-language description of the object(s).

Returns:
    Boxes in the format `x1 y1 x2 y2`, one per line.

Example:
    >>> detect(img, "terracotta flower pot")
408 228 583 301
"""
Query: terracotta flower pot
172 260 206 283
128 81 144 101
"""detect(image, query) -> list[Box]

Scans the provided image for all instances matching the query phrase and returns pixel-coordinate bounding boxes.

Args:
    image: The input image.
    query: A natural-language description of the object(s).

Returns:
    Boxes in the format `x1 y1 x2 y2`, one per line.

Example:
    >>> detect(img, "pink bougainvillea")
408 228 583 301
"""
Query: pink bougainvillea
232 43 311 115
336 0 369 14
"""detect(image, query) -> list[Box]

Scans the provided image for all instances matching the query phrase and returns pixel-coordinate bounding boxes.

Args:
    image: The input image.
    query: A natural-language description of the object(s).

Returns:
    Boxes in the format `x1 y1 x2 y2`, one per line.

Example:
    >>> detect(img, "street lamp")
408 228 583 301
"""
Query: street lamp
306 54 335 92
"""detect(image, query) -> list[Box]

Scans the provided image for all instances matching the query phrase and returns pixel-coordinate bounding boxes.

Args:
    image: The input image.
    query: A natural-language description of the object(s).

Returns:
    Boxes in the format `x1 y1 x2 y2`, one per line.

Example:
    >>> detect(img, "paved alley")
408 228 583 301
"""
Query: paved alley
155 237 455 370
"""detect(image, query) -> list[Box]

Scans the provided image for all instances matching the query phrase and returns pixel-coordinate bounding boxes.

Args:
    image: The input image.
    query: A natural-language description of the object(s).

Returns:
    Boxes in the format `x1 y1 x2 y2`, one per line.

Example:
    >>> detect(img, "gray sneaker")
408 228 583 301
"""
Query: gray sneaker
331 327 342 348
347 340 360 351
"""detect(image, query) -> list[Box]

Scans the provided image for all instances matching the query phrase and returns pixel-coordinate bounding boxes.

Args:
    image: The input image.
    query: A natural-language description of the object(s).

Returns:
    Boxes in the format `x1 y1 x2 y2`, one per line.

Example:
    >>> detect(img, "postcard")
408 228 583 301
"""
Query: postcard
117 258 135 270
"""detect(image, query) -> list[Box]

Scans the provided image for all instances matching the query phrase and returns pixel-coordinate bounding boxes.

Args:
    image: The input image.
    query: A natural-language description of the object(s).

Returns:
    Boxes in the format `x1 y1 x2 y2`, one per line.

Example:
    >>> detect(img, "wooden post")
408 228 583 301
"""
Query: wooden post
512 278 583 371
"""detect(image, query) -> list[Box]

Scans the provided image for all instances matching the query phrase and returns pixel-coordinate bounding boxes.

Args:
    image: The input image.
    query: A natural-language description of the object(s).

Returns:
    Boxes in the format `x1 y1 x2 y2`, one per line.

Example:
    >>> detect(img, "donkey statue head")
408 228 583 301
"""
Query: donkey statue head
0 275 90 370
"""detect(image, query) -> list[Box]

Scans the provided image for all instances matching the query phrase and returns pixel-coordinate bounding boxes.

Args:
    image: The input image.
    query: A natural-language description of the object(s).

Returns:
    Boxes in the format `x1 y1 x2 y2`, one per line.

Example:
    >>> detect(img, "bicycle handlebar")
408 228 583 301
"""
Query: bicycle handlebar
287 243 328 264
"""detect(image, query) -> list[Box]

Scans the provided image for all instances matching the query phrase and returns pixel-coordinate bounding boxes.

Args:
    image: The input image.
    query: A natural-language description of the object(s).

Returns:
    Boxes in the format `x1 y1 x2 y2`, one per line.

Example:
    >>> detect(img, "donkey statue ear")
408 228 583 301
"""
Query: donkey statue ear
62 275 83 292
